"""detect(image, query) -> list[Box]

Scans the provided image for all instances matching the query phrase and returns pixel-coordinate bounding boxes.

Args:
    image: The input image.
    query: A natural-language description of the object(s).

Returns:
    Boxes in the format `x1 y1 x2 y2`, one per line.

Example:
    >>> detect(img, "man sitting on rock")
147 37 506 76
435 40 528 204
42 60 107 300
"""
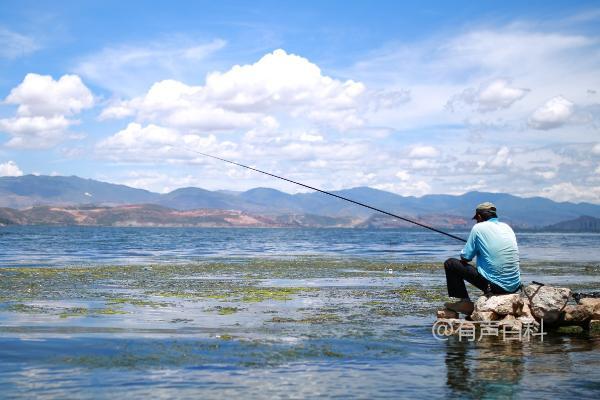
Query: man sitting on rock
443 202 521 315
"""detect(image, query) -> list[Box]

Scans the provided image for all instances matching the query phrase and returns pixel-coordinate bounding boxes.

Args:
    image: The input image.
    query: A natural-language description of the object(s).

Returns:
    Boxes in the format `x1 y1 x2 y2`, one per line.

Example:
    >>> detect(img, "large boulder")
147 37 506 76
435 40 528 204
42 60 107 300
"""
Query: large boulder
471 311 499 322
518 302 534 318
498 314 522 332
562 305 591 324
474 293 523 316
579 298 600 320
524 284 571 324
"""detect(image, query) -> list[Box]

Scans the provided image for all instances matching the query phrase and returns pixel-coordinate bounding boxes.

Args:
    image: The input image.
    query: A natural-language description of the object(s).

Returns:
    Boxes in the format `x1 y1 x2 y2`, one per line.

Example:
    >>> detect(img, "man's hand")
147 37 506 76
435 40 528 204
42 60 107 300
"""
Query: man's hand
460 258 471 266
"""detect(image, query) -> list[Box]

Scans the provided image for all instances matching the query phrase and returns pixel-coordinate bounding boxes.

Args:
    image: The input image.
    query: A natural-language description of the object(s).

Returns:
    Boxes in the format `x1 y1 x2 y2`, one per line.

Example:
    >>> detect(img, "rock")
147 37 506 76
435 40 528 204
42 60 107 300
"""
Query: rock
562 305 591 324
518 302 534 318
471 311 499 322
524 284 571 324
474 294 523 315
437 309 459 319
590 320 600 333
578 297 600 307
579 298 600 319
498 314 522 332
518 316 539 331
557 325 584 334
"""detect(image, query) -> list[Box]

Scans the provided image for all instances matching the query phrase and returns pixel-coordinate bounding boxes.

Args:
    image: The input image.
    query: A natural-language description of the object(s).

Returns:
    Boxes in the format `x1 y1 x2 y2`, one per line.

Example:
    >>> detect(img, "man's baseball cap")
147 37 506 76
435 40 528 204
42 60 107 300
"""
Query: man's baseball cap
472 202 496 219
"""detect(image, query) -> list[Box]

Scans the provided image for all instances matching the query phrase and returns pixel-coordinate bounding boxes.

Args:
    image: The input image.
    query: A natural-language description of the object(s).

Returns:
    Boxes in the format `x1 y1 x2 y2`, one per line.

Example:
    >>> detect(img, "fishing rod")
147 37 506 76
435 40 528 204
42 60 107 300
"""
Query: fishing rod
179 148 467 243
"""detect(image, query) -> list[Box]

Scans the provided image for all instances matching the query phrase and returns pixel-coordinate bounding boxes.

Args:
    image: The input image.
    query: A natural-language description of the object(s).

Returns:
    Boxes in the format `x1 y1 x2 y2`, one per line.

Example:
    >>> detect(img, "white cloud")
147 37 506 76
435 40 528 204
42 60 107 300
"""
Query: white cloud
408 145 440 158
536 170 557 180
539 182 600 203
75 38 227 96
374 180 431 197
0 160 23 176
0 28 39 59
488 146 512 168
5 73 93 117
395 170 410 181
448 79 529 112
299 132 324 142
410 159 438 170
0 73 93 148
100 49 368 132
593 143 600 155
96 122 239 164
0 115 74 148
528 96 575 130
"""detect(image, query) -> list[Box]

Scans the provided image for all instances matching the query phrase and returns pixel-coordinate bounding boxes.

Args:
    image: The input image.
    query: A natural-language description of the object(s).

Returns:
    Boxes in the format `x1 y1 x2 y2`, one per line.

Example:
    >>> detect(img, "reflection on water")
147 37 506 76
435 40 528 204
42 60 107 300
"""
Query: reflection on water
446 338 525 398
444 335 600 399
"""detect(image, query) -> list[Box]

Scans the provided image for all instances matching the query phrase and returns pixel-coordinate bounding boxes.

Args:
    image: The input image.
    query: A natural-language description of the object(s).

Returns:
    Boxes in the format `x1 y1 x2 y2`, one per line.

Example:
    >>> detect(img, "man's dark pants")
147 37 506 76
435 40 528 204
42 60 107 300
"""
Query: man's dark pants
444 258 512 299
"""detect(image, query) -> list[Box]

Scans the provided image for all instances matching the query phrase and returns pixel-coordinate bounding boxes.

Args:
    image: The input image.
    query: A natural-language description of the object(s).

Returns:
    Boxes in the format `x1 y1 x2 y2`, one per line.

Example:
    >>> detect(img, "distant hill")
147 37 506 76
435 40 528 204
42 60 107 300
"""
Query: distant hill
0 205 296 228
543 215 600 232
1 175 600 228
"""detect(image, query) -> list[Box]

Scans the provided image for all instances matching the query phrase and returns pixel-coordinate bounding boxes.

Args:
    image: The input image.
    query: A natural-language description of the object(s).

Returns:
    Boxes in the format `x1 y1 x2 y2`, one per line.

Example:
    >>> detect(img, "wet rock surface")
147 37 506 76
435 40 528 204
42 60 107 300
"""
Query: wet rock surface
436 285 600 336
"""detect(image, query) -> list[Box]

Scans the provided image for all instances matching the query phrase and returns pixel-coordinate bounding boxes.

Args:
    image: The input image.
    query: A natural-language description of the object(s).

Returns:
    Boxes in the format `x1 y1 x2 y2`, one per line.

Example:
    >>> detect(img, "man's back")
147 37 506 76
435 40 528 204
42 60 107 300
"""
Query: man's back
461 218 520 292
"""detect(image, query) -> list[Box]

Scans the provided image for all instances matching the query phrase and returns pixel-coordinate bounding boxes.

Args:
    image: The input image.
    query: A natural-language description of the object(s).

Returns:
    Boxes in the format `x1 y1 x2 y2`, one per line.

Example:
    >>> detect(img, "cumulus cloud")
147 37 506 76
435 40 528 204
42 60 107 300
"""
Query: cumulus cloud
447 79 529 112
101 49 369 132
0 160 23 176
0 73 94 148
96 122 230 162
5 73 93 117
528 96 575 130
0 28 39 59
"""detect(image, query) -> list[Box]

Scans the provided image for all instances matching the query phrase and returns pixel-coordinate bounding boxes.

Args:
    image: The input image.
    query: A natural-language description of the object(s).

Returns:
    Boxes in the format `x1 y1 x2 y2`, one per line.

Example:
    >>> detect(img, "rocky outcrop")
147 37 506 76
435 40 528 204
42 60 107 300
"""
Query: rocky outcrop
474 293 523 315
436 285 600 337
524 284 571 324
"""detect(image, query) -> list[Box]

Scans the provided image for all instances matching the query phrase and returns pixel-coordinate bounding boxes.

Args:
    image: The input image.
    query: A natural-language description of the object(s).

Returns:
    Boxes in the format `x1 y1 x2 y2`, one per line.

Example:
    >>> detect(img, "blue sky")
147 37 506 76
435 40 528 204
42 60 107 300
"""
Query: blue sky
0 1 599 203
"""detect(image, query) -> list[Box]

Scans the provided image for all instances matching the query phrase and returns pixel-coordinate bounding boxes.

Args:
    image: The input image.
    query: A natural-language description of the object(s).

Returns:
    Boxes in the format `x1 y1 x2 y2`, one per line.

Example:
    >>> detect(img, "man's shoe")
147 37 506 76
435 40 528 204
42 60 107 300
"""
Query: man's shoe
444 299 474 315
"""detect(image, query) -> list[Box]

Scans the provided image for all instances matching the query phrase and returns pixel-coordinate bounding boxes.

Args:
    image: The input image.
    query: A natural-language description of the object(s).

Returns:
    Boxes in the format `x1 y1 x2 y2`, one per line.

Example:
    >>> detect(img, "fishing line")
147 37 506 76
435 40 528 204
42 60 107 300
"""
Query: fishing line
178 147 467 243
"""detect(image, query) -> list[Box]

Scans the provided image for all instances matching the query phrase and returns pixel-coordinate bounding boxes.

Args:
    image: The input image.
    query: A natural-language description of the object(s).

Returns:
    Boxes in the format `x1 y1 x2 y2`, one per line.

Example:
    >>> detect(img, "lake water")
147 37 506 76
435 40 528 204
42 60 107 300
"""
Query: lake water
0 227 599 399
1 226 600 266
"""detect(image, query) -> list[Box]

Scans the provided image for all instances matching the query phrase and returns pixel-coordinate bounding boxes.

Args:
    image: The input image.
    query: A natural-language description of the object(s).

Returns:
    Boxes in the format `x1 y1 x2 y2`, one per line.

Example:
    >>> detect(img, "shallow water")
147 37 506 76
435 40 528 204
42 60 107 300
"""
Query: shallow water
0 228 599 398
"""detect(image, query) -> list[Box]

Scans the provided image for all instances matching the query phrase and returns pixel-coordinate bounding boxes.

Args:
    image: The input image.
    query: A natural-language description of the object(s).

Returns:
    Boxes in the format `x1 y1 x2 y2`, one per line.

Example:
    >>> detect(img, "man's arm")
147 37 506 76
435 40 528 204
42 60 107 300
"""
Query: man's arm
460 227 478 264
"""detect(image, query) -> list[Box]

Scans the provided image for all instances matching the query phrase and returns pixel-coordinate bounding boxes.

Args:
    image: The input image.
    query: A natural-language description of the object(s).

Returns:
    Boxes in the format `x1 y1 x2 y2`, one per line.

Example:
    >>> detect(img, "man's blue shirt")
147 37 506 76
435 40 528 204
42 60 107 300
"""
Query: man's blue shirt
460 218 521 292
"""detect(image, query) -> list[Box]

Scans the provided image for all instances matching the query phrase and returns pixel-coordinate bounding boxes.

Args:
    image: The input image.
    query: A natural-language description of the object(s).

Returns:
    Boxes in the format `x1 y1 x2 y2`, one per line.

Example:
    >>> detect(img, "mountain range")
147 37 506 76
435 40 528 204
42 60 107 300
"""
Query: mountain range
1 175 599 228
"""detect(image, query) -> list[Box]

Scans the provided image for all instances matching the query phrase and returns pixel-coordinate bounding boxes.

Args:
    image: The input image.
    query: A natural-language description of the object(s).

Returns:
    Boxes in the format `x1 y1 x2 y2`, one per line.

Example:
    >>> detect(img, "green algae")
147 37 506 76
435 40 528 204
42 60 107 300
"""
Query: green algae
7 303 53 314
107 298 171 308
216 306 241 315
269 313 341 324
237 287 303 302
96 308 128 315
556 326 585 334
59 307 89 318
